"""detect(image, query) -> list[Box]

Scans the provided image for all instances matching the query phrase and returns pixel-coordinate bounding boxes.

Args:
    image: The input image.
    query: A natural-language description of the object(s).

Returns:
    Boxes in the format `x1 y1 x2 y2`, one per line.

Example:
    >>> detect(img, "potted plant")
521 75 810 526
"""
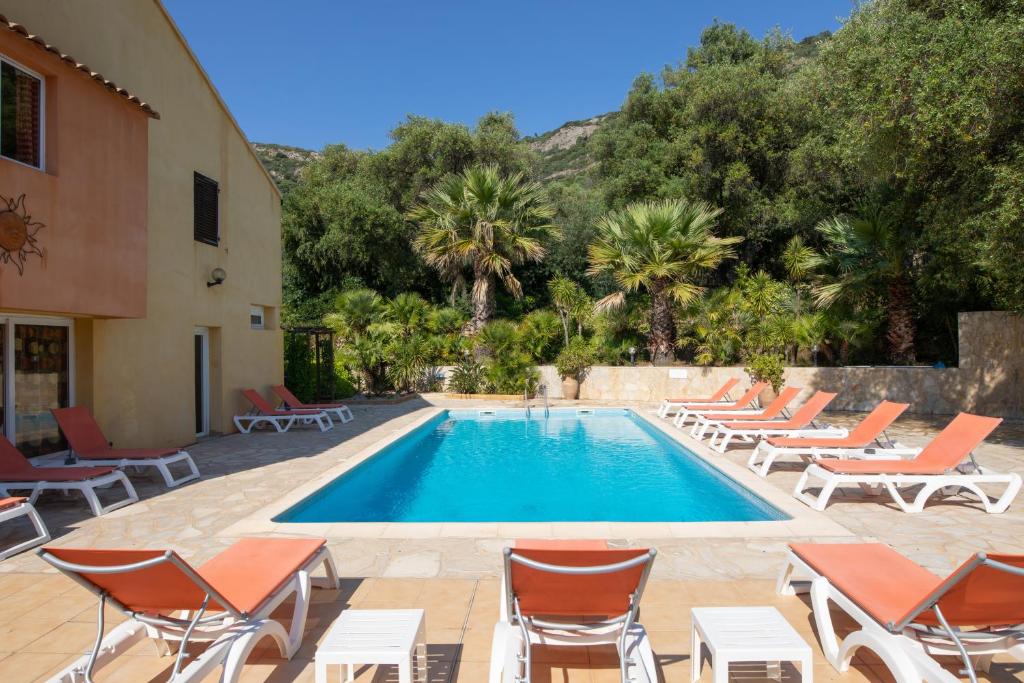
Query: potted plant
555 336 594 400
744 353 785 404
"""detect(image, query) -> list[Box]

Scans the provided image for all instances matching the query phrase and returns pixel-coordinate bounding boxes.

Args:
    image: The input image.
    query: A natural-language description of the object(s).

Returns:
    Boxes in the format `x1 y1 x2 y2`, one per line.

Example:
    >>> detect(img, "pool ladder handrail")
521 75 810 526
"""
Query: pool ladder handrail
524 386 531 419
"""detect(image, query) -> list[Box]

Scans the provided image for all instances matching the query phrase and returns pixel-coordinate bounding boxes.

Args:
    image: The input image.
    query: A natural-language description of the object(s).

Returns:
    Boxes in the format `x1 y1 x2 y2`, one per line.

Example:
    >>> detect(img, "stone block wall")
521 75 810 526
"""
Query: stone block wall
534 311 1024 419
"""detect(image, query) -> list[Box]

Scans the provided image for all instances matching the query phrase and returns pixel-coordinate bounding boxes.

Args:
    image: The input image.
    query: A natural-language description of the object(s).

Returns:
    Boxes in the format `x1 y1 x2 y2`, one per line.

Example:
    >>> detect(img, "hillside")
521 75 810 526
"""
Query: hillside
526 113 612 181
252 142 320 194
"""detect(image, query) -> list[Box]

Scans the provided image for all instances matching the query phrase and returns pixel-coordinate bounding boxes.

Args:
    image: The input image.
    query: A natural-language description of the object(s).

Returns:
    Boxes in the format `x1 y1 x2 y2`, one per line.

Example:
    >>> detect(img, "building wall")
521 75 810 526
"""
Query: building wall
3 0 283 446
0 30 149 318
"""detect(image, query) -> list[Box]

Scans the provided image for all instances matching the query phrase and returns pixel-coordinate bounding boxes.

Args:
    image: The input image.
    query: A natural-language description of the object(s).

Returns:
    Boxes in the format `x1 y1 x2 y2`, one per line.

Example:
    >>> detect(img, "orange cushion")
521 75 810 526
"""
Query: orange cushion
0 497 26 511
816 459 948 475
199 538 327 614
790 543 941 627
76 447 182 461
766 436 861 448
0 466 117 482
46 538 327 616
514 539 609 550
510 548 651 618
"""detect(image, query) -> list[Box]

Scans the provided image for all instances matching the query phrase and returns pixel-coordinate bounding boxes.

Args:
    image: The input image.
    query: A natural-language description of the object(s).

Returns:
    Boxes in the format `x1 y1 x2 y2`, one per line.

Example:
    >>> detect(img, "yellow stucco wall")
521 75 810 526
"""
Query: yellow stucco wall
3 0 283 446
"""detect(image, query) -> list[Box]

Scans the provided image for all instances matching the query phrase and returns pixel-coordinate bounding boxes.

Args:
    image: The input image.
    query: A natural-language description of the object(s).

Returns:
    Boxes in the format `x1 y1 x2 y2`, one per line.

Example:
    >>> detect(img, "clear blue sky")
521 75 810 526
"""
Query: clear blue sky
163 0 854 151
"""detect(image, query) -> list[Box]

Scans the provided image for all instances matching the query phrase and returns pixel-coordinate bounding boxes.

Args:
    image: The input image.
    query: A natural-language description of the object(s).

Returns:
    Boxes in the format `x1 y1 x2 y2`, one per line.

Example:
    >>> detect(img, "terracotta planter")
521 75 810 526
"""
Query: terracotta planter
561 377 580 400
758 386 778 406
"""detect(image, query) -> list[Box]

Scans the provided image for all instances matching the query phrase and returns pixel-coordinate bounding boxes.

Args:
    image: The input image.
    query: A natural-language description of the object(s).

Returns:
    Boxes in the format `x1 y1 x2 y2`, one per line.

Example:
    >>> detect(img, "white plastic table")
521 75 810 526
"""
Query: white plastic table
315 609 427 683
691 606 812 683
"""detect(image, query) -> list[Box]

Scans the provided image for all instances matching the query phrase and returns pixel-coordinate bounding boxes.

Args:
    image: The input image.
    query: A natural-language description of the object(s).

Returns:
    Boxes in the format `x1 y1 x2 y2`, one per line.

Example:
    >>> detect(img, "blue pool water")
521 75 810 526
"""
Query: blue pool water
275 409 786 523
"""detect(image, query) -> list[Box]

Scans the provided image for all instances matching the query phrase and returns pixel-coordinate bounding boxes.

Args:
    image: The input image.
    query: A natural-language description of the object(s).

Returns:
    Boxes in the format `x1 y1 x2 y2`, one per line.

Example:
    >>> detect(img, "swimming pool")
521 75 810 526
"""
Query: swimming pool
275 409 786 523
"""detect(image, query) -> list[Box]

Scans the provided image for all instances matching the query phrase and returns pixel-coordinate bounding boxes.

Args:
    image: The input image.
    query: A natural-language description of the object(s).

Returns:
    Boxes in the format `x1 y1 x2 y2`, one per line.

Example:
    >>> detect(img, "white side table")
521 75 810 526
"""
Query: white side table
691 606 812 683
315 609 427 683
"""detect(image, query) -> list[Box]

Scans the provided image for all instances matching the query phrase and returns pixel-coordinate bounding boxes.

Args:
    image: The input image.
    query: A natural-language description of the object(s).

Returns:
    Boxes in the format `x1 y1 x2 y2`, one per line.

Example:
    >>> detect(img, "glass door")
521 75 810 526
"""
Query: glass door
194 327 209 437
1 316 73 456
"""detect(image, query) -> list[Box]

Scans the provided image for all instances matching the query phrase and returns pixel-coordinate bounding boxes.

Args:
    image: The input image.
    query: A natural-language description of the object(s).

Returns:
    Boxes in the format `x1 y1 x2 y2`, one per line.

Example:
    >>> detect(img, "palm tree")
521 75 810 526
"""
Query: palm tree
408 165 558 333
810 203 917 363
587 199 741 365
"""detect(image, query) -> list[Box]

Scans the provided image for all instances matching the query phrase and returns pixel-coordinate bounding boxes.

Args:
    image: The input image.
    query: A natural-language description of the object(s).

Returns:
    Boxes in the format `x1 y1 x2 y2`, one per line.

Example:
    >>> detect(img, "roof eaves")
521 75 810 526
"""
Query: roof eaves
0 13 160 119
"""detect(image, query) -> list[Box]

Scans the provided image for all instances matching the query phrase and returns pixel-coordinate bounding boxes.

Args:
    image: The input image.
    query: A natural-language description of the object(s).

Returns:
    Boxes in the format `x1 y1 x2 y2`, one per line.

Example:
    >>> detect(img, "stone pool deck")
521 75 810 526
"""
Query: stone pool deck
1 396 1022 682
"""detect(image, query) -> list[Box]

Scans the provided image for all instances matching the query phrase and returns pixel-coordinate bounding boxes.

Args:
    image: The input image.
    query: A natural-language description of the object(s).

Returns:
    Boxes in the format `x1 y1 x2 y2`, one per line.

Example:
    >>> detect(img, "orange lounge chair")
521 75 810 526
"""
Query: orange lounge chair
234 389 333 434
706 390 842 452
52 406 200 488
491 542 658 683
0 438 138 516
0 496 49 560
777 542 1024 683
272 384 353 424
671 382 770 428
793 413 1021 513
747 400 910 476
690 385 803 439
40 537 339 683
657 377 740 417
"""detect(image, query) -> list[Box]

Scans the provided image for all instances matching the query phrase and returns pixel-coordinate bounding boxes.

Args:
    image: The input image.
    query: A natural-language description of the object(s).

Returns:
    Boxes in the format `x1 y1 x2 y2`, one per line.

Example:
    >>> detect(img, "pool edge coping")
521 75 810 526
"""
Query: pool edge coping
220 404 854 540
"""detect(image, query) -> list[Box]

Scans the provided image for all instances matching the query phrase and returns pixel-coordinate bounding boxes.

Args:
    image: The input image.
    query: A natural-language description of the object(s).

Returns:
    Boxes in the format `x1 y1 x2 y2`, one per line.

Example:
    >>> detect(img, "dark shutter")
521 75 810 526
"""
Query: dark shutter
193 172 219 245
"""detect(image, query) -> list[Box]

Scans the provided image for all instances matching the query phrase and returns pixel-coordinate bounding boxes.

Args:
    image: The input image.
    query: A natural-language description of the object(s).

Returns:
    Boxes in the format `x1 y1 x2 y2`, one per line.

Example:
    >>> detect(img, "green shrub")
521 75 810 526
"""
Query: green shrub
555 336 595 380
447 356 485 394
745 353 785 392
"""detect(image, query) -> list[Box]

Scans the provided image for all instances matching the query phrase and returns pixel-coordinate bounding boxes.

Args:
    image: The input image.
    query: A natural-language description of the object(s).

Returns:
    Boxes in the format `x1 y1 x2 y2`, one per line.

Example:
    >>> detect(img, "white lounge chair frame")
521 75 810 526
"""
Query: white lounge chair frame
42 544 340 683
320 405 354 424
747 440 919 478
66 450 200 488
0 499 50 560
657 392 735 418
672 403 766 429
691 413 790 440
793 461 1022 513
233 410 332 434
707 424 847 453
0 470 138 517
777 548 1024 683
490 548 658 683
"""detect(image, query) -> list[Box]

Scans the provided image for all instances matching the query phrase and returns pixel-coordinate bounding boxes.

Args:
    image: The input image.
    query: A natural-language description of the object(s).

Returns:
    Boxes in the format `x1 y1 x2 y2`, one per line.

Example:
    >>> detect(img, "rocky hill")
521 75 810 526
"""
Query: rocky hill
252 114 611 192
527 113 612 181
252 143 320 194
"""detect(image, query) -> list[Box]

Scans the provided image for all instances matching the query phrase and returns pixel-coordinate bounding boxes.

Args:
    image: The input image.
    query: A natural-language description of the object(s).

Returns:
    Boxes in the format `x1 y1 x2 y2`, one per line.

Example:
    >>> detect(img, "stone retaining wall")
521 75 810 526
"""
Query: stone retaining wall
534 311 1024 419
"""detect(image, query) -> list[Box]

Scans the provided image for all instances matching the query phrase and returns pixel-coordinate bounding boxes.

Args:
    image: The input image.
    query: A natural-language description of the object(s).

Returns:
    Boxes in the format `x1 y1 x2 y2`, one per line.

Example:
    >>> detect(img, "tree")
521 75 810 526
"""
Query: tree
548 277 592 344
809 203 918 363
408 165 559 333
587 199 741 364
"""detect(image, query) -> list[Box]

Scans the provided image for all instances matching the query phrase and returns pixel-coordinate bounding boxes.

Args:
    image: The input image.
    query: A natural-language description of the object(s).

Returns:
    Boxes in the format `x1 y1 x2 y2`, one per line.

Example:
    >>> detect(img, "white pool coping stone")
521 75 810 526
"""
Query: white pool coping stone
221 405 853 540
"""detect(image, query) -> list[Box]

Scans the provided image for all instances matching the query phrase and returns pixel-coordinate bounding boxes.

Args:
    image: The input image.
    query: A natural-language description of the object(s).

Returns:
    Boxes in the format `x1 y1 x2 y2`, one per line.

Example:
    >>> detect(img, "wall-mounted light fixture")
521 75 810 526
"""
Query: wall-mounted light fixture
207 266 227 288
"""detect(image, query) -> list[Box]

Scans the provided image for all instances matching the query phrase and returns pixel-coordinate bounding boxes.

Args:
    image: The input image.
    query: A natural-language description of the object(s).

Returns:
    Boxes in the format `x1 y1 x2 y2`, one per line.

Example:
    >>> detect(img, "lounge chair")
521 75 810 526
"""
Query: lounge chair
0 438 138 516
656 377 740 418
672 382 770 428
40 537 340 683
272 384 354 424
777 542 1024 683
793 412 1022 513
0 496 50 560
690 385 803 439
52 406 200 488
707 391 843 453
234 389 333 434
490 541 658 683
747 400 910 477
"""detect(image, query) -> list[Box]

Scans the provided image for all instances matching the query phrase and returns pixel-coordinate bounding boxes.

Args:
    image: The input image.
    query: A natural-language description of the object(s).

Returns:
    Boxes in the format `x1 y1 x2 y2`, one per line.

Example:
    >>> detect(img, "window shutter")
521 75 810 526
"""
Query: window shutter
193 172 219 245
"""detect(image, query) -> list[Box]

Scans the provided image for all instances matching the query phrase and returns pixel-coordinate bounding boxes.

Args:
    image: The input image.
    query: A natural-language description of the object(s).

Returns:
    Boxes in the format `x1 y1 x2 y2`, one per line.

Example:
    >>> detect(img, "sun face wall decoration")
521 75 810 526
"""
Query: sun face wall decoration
0 193 45 275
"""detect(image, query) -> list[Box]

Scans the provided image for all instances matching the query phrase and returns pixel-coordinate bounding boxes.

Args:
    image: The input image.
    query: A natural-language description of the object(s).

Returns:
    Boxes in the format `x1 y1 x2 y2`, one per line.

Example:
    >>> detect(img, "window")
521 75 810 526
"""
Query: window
250 305 265 330
0 57 43 169
193 172 219 245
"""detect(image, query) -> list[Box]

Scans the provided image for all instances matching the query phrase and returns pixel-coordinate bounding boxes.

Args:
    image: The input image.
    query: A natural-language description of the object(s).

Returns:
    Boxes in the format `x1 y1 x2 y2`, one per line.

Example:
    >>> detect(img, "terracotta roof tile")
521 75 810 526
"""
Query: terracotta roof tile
0 13 160 119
